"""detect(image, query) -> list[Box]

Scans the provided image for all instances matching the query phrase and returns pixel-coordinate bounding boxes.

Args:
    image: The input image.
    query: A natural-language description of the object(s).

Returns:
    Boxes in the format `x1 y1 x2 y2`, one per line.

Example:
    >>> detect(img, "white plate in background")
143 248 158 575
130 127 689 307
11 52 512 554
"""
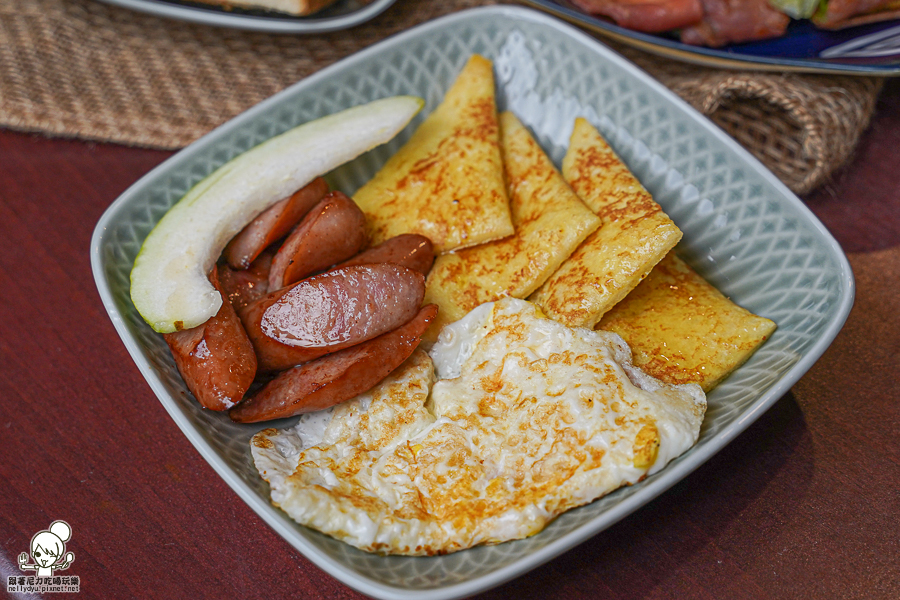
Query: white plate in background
93 0 397 32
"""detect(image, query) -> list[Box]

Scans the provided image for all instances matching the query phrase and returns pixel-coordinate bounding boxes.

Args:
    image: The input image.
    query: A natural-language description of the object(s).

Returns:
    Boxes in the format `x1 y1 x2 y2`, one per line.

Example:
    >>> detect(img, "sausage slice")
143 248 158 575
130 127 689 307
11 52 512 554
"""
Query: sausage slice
164 268 257 410
241 264 425 372
217 250 273 312
334 233 435 275
229 304 438 423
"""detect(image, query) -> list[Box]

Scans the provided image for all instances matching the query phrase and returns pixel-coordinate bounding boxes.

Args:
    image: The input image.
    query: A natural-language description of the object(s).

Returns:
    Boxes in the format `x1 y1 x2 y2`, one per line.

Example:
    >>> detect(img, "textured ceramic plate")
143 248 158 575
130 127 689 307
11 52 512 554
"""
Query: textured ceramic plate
91 6 854 599
523 0 900 74
93 0 396 33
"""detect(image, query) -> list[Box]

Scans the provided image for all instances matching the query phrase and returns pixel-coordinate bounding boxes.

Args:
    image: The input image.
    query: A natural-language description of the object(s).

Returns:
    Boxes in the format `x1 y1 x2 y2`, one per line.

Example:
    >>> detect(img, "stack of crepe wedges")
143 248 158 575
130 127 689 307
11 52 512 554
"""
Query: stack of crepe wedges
535 117 775 391
422 111 601 339
529 117 682 328
352 56 775 391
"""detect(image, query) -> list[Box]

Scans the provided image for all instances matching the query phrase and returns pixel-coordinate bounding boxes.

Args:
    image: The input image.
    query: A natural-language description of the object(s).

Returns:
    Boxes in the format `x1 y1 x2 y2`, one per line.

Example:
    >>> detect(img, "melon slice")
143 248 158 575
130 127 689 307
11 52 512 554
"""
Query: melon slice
130 96 423 333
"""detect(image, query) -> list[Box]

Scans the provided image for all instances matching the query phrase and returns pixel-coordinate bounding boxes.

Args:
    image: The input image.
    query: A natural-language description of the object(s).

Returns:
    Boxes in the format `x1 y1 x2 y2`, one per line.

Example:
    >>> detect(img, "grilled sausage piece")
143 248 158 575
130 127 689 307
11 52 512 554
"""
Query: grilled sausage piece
268 191 367 290
223 177 329 270
164 269 257 411
217 250 273 312
241 264 425 373
230 304 437 423
334 233 435 275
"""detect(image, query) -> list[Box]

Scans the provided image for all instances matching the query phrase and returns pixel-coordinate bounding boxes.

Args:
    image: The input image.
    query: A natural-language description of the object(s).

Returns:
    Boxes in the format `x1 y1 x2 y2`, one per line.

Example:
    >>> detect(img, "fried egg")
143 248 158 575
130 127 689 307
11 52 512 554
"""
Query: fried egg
251 298 706 555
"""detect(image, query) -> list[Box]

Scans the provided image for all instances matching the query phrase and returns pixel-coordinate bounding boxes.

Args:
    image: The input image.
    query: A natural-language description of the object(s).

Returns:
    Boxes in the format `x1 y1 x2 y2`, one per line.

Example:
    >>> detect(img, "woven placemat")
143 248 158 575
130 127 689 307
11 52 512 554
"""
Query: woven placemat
0 0 884 193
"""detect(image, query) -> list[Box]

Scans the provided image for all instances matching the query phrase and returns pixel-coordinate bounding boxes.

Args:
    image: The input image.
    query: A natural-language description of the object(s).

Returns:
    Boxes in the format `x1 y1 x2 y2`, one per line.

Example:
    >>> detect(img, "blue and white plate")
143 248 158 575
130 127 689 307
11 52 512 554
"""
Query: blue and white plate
523 0 900 74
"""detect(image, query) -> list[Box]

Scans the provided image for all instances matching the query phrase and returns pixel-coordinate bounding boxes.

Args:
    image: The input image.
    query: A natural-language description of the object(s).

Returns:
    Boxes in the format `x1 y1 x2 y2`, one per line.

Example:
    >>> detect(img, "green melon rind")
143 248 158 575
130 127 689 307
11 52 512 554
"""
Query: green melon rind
130 96 424 333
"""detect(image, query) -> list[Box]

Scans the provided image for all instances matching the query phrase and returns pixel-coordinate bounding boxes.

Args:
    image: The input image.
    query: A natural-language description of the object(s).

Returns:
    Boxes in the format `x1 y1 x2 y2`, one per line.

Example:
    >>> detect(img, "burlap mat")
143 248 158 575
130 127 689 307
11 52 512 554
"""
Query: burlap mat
0 0 884 194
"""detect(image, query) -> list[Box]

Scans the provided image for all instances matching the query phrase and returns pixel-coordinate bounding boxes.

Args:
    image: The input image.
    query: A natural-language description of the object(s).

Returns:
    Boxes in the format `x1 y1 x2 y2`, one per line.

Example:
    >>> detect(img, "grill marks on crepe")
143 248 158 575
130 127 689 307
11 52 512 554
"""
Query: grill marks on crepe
598 252 776 392
422 111 600 340
352 55 513 254
530 118 681 329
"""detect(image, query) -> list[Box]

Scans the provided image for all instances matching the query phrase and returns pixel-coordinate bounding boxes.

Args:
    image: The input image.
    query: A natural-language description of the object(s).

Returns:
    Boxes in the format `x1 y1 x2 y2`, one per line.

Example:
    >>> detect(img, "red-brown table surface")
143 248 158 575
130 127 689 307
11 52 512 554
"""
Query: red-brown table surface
2 78 899 599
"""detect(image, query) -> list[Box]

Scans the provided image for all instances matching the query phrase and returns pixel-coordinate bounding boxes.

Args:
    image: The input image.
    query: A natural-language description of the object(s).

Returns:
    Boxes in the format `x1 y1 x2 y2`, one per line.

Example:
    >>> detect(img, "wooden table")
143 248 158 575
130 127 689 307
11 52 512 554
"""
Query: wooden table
1 80 898 600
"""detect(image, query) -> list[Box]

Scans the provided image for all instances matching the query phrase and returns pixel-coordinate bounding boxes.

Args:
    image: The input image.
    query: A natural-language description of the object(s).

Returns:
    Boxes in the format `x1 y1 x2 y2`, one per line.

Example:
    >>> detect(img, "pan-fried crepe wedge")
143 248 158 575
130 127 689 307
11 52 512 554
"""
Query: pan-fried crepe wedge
352 55 513 254
530 118 682 328
190 0 336 15
598 252 776 392
422 112 601 340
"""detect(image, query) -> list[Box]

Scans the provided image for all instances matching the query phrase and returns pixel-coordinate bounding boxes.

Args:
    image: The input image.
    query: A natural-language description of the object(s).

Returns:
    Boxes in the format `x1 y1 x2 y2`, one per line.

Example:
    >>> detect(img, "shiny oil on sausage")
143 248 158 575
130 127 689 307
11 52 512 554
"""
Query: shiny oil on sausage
217 250 273 312
241 263 425 372
164 268 257 411
223 177 329 270
229 304 438 422
268 191 367 290
334 233 435 275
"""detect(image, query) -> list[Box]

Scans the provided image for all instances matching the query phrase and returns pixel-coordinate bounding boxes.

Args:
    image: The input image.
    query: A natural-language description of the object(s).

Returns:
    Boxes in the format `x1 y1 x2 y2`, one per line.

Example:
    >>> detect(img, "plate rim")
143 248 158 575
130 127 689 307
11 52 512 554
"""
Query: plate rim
520 0 900 75
91 0 398 33
90 5 856 599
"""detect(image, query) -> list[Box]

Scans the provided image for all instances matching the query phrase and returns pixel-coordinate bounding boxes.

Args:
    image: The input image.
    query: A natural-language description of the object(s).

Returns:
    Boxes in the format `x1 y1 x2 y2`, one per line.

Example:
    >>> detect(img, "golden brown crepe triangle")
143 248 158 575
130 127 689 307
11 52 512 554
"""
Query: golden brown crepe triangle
530 117 682 328
423 111 601 341
352 55 513 255
598 251 776 391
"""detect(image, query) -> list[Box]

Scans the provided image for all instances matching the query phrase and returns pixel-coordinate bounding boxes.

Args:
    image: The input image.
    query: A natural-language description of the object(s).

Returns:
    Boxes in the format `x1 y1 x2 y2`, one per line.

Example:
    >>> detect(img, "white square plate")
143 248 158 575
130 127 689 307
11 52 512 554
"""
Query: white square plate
93 0 397 33
91 6 854 599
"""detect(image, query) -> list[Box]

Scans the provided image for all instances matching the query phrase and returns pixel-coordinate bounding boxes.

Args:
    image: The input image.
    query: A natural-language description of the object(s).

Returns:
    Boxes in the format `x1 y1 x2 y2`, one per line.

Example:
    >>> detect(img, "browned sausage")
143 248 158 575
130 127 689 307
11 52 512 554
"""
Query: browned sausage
164 268 257 411
217 250 273 312
241 264 425 372
230 304 437 423
223 177 329 270
334 233 435 275
268 191 367 291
